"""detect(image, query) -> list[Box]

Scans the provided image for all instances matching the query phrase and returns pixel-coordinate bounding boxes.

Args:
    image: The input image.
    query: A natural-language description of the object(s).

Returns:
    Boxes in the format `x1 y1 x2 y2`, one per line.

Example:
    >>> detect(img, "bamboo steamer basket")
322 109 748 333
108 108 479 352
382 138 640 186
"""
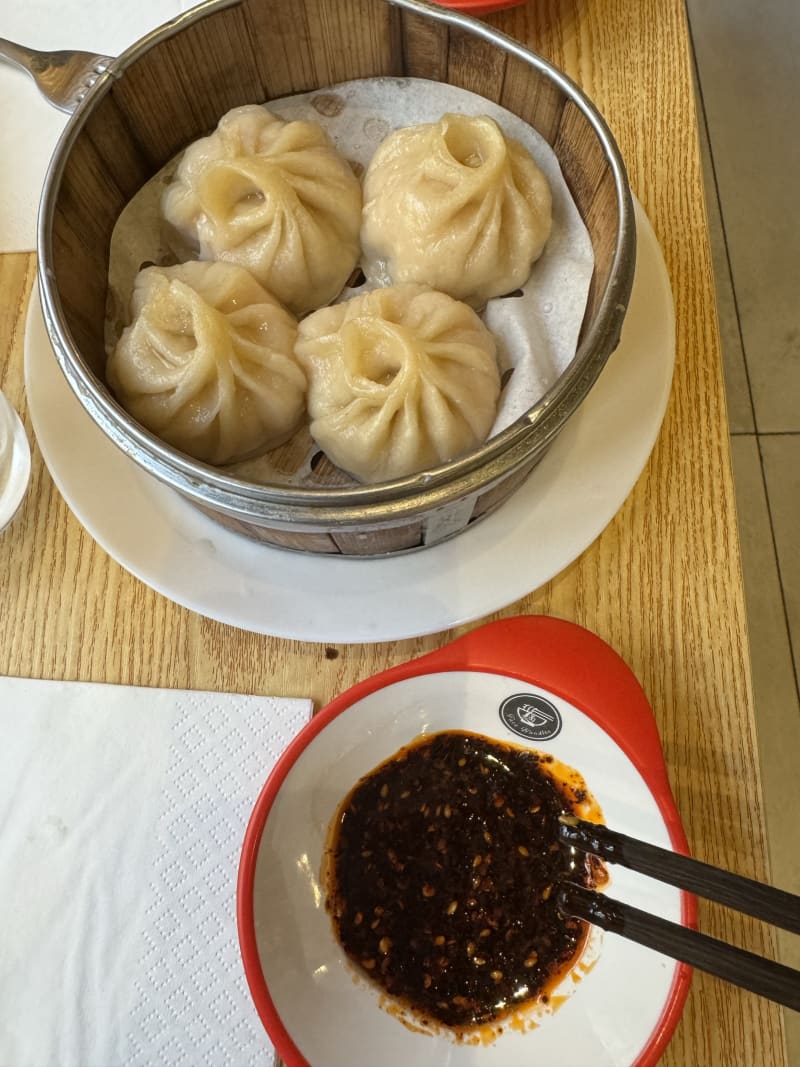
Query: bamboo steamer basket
38 0 636 557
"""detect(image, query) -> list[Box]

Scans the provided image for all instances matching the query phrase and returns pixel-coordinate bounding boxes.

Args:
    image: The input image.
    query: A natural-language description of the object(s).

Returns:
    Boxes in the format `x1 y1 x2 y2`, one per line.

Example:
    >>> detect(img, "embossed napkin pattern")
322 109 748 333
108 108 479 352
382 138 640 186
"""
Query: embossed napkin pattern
0 677 312 1067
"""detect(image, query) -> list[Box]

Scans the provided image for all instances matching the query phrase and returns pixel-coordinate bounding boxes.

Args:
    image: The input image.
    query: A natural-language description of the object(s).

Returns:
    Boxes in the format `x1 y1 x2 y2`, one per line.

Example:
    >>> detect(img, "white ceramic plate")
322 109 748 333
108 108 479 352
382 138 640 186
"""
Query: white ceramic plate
238 618 692 1067
0 391 31 532
24 199 674 643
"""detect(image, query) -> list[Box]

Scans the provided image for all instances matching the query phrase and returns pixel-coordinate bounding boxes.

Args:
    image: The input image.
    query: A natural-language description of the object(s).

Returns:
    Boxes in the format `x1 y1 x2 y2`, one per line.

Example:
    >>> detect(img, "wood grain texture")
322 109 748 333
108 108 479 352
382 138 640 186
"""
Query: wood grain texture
0 0 787 1063
446 26 508 99
500 52 565 146
110 4 265 164
400 10 450 81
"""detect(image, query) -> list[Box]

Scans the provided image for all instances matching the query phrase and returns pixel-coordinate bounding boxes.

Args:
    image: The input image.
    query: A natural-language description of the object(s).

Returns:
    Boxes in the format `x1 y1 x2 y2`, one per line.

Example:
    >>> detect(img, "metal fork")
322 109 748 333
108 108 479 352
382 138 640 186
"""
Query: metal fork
0 38 110 113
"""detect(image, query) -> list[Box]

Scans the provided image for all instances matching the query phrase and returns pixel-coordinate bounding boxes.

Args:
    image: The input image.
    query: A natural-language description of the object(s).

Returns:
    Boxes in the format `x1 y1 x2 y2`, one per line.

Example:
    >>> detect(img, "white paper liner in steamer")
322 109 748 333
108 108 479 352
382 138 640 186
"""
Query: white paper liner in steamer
105 77 594 488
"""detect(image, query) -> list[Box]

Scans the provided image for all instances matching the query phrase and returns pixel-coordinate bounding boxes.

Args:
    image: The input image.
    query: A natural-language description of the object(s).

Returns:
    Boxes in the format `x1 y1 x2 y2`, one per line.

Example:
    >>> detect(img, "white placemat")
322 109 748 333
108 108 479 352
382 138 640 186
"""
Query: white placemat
0 0 187 252
0 676 313 1066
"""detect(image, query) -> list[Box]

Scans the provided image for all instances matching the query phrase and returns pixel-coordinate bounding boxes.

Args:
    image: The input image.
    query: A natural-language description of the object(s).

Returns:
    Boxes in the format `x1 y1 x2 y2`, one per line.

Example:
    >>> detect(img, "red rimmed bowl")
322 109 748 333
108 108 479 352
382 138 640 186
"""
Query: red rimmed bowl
237 616 693 1066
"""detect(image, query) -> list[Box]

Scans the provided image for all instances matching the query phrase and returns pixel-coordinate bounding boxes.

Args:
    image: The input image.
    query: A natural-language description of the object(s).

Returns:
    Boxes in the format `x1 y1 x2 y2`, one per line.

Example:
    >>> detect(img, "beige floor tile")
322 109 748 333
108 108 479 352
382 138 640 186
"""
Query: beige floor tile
760 434 800 688
730 436 800 894
730 435 800 1062
691 54 754 434
686 0 800 433
785 978 800 1066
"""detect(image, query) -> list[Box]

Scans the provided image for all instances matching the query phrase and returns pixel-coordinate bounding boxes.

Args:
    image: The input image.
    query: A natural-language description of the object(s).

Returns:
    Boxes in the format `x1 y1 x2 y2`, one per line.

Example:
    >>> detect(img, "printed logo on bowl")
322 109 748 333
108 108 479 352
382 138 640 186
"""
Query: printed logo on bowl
499 692 563 741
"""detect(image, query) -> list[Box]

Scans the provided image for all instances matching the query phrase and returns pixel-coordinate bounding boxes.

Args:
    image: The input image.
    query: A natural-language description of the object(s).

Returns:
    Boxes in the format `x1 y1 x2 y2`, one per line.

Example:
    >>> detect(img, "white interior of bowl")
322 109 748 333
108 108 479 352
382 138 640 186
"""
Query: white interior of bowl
251 671 682 1067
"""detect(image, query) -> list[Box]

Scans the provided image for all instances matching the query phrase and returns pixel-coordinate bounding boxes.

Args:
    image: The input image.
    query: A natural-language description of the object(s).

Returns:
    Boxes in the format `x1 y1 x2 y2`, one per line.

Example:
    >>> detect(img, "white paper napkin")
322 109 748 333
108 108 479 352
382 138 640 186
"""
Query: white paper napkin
0 0 187 252
0 675 313 1067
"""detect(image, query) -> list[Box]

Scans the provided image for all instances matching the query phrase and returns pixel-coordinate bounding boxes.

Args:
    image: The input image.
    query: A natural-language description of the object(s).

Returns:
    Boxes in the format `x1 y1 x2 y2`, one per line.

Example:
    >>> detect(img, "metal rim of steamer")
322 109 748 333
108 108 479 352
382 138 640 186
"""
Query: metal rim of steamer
37 0 636 531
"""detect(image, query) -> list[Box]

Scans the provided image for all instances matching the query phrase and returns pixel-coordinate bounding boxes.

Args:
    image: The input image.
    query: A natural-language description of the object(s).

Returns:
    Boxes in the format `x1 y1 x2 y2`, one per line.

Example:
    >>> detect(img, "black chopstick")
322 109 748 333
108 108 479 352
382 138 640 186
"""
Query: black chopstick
558 816 800 935
557 882 800 1012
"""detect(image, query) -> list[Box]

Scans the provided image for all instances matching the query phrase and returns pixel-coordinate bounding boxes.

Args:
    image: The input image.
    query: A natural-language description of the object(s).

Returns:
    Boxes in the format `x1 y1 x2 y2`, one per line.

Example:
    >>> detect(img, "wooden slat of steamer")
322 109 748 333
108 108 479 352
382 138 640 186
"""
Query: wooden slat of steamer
499 53 567 147
246 0 403 100
552 101 620 343
108 4 264 170
399 10 449 81
242 0 320 98
579 168 620 338
553 100 615 224
81 94 154 206
51 89 161 374
194 506 342 554
51 134 128 374
282 454 423 550
445 25 508 101
331 522 424 555
194 508 425 556
301 0 404 85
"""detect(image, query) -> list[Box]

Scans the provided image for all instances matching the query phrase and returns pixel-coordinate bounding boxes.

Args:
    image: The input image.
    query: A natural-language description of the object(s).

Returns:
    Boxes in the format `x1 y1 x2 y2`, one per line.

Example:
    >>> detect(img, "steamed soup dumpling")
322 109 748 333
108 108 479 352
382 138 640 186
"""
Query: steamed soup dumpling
162 105 362 316
295 284 500 484
107 261 305 465
361 114 553 308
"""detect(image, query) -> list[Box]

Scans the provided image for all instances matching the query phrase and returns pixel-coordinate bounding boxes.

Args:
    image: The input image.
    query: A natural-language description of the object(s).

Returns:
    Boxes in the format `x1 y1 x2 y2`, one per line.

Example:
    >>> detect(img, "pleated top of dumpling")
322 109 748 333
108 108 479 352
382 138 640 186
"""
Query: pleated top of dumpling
107 261 306 465
295 284 500 484
162 105 362 317
361 114 553 309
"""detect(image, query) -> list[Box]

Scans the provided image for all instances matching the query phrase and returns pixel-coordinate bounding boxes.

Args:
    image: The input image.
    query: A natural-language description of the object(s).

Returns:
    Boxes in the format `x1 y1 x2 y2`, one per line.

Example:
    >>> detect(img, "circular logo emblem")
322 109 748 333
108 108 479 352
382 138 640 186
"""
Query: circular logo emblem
499 693 563 742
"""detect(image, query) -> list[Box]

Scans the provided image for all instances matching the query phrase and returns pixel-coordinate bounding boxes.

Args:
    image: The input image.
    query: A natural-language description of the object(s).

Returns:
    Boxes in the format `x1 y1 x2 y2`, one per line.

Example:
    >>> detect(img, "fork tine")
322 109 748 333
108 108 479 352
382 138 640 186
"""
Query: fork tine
0 38 110 113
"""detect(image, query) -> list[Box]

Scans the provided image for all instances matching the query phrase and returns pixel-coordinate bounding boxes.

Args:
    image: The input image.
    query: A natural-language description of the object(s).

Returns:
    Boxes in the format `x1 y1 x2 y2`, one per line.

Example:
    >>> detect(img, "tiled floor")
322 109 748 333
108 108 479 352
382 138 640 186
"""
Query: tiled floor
687 0 800 1060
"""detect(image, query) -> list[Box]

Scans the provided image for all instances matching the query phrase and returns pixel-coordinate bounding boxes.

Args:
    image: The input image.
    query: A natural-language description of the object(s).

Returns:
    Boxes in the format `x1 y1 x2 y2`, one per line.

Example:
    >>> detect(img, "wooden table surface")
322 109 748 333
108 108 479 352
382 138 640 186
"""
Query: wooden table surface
0 0 788 1064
